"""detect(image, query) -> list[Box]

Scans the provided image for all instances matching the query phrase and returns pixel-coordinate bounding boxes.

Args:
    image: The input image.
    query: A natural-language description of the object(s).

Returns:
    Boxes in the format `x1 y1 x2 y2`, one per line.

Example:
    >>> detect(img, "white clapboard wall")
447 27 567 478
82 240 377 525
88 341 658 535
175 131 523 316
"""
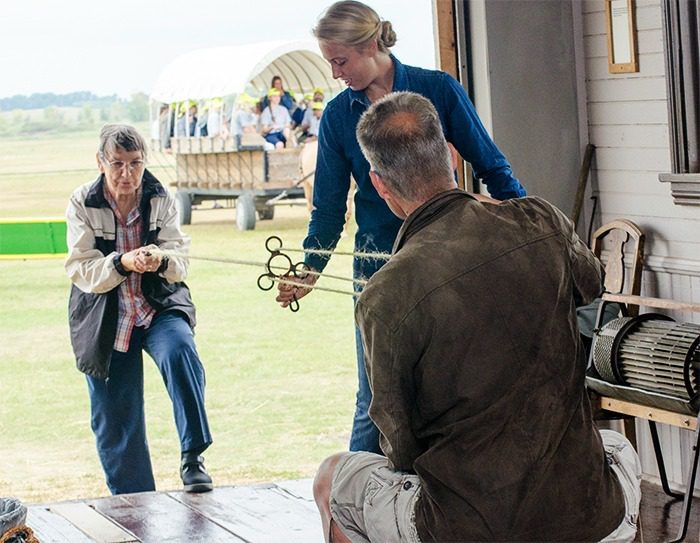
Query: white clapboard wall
581 0 700 493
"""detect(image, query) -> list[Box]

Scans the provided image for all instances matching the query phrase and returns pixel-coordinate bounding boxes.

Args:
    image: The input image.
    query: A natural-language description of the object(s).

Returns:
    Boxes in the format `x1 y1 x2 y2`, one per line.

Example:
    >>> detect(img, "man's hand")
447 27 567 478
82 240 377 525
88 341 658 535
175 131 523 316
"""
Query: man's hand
120 245 162 274
275 272 318 308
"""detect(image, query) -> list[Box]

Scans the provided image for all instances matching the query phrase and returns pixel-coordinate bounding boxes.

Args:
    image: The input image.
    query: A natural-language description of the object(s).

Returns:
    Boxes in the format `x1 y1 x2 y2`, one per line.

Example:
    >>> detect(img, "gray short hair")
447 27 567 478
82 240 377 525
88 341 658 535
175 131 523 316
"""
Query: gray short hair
356 92 453 200
98 124 148 161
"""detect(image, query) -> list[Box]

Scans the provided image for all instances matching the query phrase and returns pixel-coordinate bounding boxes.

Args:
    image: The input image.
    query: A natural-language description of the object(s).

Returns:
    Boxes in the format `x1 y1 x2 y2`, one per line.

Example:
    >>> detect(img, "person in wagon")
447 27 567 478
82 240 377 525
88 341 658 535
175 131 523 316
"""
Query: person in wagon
299 101 325 143
311 91 642 542
65 124 214 495
261 87 293 149
261 74 296 112
231 93 258 147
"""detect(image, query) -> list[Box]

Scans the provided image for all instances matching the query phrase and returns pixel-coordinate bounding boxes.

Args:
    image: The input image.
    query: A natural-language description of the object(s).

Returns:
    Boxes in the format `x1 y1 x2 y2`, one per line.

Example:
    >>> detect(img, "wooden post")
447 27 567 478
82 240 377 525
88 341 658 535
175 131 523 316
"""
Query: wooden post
433 0 467 191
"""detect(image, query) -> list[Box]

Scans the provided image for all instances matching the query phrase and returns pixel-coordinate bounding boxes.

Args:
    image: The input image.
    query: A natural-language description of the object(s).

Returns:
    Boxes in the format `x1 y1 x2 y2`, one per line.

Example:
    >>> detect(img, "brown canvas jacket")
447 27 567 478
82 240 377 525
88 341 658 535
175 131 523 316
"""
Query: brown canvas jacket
355 189 625 542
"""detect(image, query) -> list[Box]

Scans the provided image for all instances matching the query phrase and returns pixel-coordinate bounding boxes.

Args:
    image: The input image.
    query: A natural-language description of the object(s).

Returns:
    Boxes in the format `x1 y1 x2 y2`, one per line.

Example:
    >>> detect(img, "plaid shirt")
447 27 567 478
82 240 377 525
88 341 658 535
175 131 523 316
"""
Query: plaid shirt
105 189 156 352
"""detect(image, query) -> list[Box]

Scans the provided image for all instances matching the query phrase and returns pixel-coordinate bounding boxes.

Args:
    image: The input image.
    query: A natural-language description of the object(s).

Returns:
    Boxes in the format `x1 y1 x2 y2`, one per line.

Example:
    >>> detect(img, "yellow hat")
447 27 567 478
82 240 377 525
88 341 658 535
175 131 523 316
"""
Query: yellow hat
236 92 253 105
304 93 313 101
267 88 281 98
312 101 325 111
313 87 324 95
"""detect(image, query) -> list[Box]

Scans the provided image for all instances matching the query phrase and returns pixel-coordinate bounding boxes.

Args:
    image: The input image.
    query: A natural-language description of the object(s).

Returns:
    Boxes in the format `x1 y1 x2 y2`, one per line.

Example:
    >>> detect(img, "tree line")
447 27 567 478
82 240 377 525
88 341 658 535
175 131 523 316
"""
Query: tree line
0 92 150 137
0 91 119 111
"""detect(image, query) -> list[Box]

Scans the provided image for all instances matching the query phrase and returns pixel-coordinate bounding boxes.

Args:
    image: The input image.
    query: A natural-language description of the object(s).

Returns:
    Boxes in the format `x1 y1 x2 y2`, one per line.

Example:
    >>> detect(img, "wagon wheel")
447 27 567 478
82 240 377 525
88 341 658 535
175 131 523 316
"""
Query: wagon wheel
236 192 256 231
175 191 192 225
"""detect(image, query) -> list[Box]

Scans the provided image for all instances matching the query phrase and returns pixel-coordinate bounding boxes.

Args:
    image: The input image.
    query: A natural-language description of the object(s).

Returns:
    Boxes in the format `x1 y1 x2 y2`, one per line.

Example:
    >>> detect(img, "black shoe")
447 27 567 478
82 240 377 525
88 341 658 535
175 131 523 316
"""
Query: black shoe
180 453 213 493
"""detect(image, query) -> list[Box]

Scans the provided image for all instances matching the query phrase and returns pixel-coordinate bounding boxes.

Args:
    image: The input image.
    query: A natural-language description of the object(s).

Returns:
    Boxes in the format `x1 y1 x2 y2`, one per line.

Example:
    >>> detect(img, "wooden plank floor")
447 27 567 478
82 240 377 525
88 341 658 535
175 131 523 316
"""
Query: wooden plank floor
27 479 323 543
23 479 700 542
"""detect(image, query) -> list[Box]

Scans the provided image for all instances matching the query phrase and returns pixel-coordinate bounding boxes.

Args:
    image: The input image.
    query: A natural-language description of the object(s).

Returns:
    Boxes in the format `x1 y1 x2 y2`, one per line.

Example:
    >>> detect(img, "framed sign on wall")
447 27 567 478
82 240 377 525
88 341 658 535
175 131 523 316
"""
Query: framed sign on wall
605 0 639 73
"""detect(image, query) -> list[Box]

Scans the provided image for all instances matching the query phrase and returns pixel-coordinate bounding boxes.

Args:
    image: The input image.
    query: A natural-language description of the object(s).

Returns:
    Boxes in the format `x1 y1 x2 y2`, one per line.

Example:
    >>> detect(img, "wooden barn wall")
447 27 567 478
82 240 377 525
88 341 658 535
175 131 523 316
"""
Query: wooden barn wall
580 0 700 491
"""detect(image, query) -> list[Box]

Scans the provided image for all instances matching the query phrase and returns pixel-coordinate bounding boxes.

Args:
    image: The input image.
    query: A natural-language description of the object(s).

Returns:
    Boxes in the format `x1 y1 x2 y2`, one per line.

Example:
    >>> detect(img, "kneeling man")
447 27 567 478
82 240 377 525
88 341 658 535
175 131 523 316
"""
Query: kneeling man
313 92 642 542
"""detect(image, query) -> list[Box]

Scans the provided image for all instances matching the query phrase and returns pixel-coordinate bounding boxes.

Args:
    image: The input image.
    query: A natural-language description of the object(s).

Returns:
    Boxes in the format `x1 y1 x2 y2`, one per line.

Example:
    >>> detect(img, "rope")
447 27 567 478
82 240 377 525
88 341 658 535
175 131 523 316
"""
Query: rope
280 246 390 261
300 267 367 286
149 249 267 269
148 249 367 286
275 276 355 297
0 525 40 543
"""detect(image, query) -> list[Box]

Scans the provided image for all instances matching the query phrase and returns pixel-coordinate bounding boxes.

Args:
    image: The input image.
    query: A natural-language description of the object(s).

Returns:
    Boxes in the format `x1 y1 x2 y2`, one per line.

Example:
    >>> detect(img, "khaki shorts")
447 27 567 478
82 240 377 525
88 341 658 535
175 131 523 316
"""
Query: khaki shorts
330 431 641 543
330 452 421 543
599 429 643 543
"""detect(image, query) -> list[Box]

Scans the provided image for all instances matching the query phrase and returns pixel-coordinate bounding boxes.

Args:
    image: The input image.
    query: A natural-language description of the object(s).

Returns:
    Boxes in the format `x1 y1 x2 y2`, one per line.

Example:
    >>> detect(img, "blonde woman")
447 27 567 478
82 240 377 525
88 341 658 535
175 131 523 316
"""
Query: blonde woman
276 0 526 455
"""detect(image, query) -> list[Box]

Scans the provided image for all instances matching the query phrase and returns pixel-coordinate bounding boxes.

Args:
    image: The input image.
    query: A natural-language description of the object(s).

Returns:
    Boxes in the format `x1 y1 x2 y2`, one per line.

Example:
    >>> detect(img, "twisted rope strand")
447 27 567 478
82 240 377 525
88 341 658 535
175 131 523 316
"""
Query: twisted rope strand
274 276 356 296
280 246 390 261
149 249 367 285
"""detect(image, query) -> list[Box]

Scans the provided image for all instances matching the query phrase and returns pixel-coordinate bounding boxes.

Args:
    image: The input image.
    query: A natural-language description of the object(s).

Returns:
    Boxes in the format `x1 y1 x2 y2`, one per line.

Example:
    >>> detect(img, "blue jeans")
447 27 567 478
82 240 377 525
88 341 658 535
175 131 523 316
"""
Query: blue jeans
86 311 212 495
349 326 382 454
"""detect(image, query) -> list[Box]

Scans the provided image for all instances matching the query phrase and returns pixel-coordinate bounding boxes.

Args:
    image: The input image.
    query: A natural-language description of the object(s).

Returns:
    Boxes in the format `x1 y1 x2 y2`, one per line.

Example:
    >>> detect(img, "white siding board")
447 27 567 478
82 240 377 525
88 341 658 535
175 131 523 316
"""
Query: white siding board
580 0 660 16
593 147 670 171
584 35 610 59
596 191 700 222
582 11 605 35
587 170 668 195
632 4 663 30
595 191 676 216
636 0 665 7
639 217 700 243
586 52 666 80
583 5 661 36
582 0 603 15
635 425 658 480
584 29 664 59
590 124 669 148
693 275 700 305
644 242 700 263
588 100 668 125
588 78 667 103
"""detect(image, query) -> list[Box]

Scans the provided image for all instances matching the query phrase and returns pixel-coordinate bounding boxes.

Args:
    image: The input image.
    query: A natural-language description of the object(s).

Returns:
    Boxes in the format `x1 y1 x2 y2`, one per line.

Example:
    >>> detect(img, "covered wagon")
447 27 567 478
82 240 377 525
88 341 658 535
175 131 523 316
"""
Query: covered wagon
149 40 342 230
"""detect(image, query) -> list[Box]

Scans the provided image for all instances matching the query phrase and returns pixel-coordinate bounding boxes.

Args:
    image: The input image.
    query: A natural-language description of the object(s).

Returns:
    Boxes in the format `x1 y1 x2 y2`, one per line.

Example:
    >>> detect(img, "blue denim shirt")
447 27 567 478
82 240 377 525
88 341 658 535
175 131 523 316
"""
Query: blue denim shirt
303 55 526 280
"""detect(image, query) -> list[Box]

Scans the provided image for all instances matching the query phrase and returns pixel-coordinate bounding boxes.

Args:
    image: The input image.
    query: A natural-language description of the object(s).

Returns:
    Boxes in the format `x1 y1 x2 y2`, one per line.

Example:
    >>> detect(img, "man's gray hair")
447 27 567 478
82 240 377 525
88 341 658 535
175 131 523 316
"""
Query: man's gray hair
356 91 452 201
98 124 148 161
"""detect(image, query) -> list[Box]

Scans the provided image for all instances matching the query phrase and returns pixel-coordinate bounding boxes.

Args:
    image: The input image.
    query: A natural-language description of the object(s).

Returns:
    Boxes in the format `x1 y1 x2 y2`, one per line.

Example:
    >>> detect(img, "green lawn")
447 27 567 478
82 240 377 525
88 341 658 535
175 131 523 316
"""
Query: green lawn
0 128 358 502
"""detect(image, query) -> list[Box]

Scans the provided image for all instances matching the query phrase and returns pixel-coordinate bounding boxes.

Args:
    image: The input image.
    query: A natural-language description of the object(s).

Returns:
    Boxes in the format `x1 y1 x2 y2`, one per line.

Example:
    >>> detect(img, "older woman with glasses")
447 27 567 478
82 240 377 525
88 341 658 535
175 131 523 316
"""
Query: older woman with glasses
65 124 213 496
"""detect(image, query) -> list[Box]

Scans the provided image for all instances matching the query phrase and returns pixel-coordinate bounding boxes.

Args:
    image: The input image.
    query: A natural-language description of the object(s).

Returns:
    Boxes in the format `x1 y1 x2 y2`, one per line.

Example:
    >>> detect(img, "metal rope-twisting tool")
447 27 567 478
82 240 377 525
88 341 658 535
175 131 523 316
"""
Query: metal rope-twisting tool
257 236 310 312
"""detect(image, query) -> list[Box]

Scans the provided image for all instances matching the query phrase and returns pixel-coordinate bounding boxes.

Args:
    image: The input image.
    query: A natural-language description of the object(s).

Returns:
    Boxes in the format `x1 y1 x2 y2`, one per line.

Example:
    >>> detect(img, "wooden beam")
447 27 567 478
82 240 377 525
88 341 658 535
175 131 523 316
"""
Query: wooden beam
601 293 700 314
432 0 466 190
433 0 459 79
598 396 698 431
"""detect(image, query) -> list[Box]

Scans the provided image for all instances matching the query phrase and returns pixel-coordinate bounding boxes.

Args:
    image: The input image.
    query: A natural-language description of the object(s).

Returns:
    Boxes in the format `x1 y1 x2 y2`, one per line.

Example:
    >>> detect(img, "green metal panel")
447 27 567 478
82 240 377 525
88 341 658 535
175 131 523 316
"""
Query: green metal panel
0 219 68 255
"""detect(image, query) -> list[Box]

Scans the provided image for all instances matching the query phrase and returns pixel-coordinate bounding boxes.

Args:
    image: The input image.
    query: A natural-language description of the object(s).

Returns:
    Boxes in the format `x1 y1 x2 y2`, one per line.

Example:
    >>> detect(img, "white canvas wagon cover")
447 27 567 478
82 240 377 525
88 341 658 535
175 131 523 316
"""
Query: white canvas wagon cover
150 40 343 102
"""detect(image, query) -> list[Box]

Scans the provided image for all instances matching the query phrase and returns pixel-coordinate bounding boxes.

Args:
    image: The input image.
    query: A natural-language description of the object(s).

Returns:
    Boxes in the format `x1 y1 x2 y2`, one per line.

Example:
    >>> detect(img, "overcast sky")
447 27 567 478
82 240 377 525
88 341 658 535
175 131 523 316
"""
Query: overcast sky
0 0 435 99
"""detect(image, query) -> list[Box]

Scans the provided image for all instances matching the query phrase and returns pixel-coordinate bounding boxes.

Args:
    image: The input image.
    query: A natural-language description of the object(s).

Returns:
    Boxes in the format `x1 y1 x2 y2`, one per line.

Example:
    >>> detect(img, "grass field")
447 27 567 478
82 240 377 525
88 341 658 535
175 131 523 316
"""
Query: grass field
0 128 358 503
